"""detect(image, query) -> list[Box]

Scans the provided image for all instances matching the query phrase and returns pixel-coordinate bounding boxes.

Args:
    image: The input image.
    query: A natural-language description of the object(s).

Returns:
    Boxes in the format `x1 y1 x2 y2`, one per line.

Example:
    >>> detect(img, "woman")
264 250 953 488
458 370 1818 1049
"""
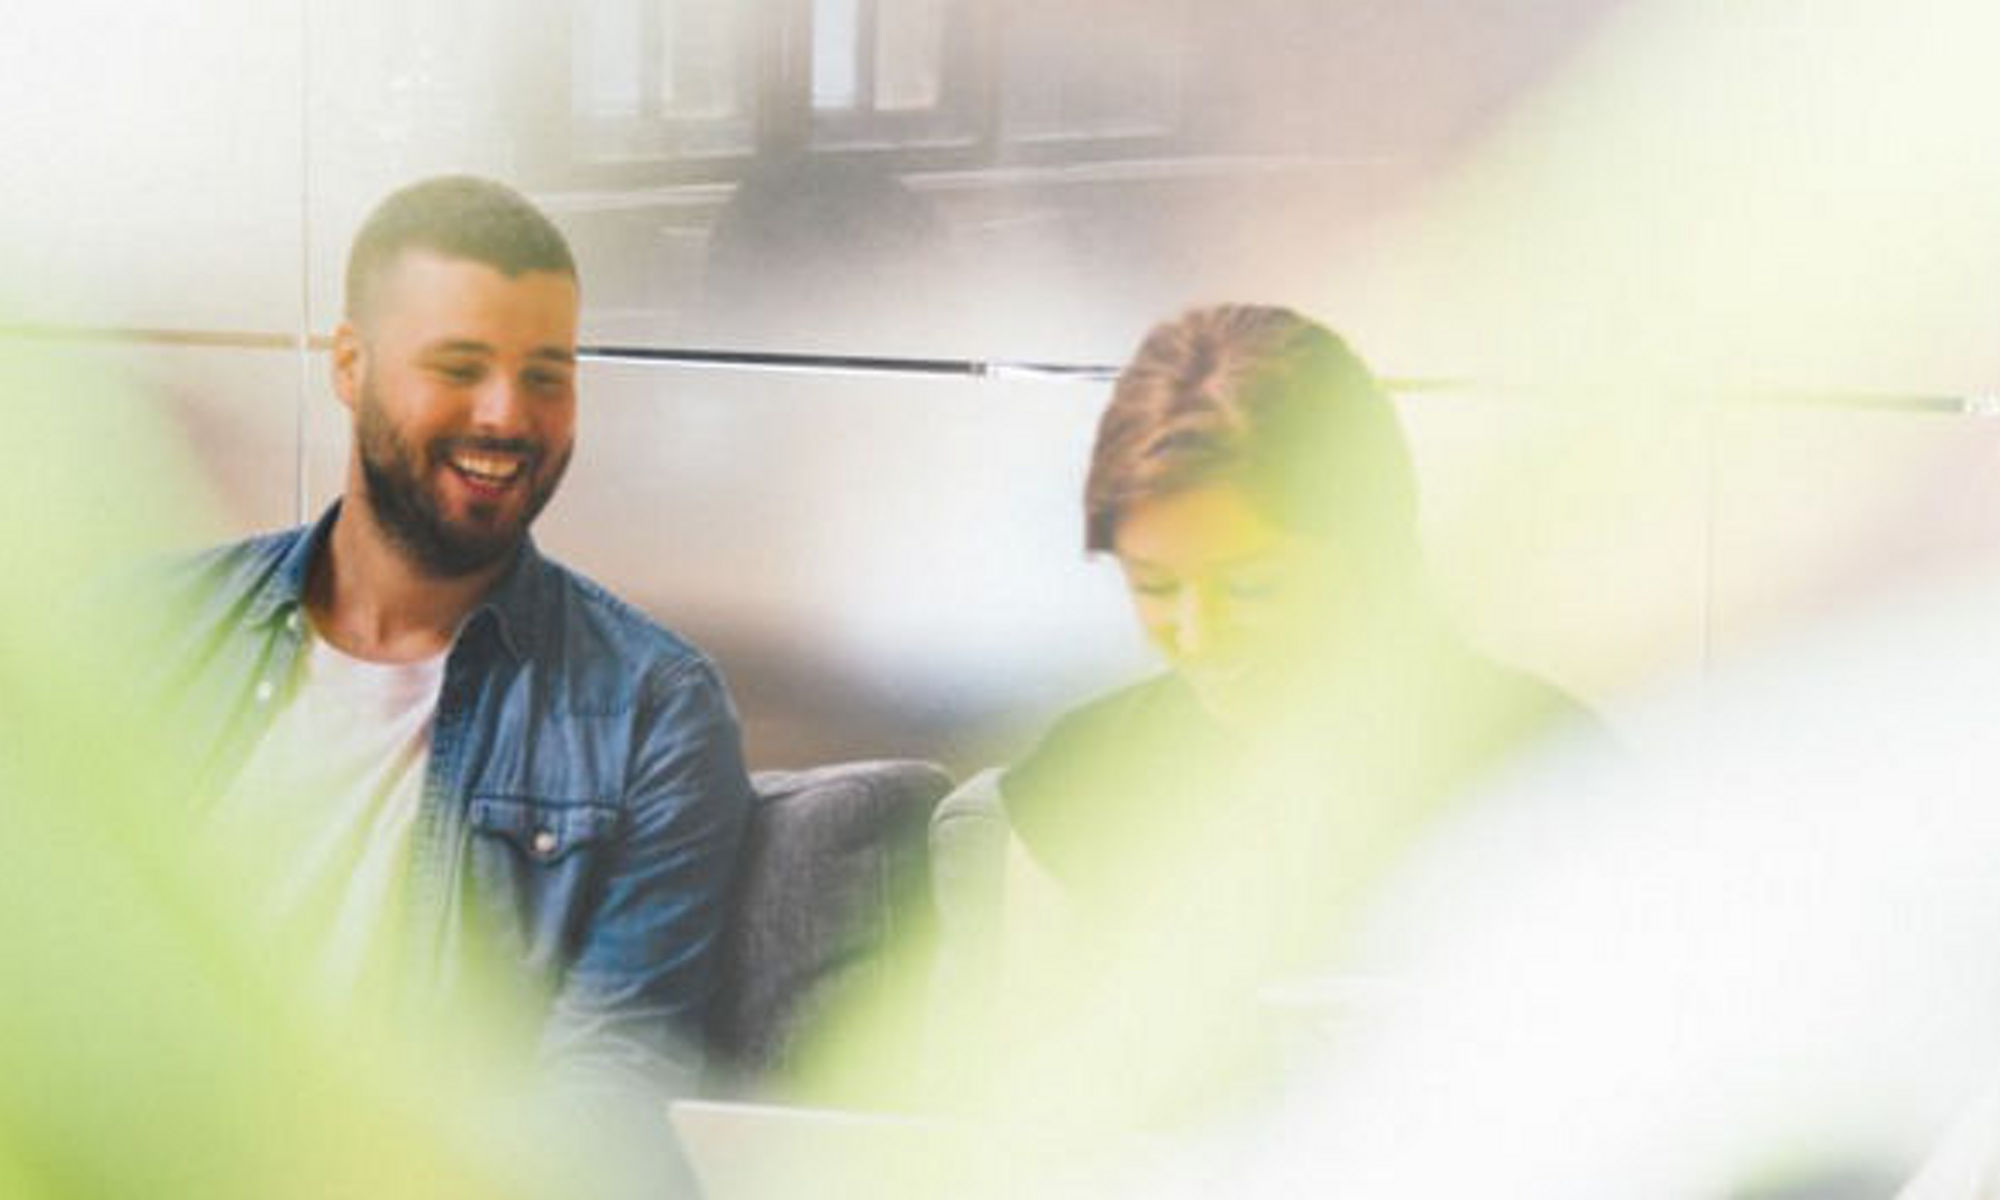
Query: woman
928 305 1595 1132
1004 305 1588 929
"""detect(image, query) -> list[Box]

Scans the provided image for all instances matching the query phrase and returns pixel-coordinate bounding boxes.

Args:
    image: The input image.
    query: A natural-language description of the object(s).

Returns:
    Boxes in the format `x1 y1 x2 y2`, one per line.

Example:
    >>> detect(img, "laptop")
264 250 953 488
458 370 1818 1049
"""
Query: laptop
669 1099 1148 1200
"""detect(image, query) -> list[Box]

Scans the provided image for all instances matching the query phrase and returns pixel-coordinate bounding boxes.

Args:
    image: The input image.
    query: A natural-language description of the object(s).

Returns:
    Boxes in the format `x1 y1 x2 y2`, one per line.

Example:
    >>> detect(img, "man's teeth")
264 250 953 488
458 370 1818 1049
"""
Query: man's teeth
450 452 525 483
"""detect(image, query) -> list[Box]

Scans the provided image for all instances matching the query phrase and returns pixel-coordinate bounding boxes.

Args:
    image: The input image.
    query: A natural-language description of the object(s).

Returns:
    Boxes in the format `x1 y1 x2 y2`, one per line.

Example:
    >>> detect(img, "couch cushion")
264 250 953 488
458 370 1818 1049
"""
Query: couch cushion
704 759 953 1093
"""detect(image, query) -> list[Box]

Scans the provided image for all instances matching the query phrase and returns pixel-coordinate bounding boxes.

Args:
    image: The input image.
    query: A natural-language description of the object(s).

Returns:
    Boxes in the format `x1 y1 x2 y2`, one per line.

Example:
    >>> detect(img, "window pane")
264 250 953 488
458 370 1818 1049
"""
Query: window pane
1003 0 1180 138
572 0 644 119
812 0 861 110
661 0 741 119
875 0 943 111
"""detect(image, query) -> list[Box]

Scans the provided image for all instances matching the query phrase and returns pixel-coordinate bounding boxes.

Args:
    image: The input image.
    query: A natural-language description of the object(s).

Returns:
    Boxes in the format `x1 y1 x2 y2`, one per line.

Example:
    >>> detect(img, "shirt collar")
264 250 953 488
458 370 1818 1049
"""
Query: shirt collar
467 534 547 660
242 502 339 628
246 499 547 660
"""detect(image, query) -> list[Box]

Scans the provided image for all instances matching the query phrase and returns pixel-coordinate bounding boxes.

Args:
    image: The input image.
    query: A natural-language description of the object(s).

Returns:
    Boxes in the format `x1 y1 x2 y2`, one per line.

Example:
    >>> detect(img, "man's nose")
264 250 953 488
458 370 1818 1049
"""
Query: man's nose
468 374 529 433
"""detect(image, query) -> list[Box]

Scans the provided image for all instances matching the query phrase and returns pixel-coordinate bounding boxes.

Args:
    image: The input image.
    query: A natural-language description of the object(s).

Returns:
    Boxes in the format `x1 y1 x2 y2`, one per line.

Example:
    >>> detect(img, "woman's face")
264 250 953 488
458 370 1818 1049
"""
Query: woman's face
1111 483 1346 727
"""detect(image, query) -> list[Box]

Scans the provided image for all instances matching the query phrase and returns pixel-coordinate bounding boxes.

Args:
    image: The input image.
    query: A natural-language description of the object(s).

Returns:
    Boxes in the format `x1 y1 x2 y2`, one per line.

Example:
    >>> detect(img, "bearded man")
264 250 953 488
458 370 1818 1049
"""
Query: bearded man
153 175 753 1106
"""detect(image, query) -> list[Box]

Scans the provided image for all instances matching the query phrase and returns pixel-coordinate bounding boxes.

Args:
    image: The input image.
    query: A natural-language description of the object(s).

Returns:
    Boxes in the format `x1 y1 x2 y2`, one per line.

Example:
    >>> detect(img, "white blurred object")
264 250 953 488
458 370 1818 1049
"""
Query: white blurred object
1901 1088 2000 1200
1154 565 2000 1198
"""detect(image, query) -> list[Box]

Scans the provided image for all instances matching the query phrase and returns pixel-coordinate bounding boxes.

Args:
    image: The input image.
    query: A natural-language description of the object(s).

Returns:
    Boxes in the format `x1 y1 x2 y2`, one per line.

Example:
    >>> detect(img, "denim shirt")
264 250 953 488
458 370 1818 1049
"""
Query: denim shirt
149 504 754 1091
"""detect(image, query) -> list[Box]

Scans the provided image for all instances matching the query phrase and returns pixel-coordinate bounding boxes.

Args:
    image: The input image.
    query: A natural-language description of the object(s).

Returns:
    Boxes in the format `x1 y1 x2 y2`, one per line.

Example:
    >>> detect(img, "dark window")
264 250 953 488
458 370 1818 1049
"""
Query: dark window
557 0 1189 180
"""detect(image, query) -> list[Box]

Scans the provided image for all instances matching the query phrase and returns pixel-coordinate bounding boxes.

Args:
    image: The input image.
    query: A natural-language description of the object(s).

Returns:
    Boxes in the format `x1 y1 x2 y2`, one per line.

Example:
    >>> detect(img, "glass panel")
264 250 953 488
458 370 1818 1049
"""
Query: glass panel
526 360 1136 765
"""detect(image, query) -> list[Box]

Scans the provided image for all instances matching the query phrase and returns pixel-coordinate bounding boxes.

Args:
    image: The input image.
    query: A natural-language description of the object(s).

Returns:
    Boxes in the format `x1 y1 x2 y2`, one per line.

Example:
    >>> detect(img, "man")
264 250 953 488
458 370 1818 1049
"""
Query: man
151 175 754 1100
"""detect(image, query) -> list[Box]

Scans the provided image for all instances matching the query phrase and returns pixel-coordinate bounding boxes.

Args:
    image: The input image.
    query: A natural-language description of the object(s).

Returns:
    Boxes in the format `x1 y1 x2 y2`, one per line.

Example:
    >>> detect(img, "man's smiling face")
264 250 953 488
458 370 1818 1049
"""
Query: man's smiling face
336 248 579 577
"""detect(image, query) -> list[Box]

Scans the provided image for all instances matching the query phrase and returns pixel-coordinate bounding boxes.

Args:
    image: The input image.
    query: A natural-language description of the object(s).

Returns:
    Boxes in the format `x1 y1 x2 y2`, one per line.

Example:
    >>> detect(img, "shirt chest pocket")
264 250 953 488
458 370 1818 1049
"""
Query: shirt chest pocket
465 795 621 965
468 795 620 863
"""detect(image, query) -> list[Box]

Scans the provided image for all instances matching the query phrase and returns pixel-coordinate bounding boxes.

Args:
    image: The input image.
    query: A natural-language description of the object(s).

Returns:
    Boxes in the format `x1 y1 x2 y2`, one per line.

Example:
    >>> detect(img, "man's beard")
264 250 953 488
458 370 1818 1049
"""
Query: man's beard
355 377 570 578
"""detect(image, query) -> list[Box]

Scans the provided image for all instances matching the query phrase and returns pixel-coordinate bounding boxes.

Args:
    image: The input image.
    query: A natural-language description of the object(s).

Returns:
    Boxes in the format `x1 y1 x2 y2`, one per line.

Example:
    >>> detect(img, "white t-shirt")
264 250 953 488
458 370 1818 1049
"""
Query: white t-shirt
204 625 448 1002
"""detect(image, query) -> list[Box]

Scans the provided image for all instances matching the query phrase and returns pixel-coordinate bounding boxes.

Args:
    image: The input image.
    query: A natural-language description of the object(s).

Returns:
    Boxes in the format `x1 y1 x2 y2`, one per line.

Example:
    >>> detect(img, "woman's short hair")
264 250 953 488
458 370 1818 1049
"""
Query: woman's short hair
1083 304 1418 556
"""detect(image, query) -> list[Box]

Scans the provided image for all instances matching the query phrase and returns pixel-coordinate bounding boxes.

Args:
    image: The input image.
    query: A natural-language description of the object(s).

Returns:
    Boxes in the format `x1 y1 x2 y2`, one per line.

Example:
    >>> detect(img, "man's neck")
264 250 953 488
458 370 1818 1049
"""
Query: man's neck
305 497 513 663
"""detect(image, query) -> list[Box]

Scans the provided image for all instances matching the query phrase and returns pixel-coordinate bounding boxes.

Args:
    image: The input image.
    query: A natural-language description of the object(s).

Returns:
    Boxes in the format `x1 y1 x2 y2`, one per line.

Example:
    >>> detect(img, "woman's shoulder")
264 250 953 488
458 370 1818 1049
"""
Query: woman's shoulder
998 674 1219 880
1035 673 1196 745
1004 674 1209 785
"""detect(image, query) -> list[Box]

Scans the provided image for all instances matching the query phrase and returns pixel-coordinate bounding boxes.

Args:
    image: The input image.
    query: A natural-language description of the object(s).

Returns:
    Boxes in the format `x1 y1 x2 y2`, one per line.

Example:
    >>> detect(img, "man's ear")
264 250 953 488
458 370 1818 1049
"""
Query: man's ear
331 321 363 411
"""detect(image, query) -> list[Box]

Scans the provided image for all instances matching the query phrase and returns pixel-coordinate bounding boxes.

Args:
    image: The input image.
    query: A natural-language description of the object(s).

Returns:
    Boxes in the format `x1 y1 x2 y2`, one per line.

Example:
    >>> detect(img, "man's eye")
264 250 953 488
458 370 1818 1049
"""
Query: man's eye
523 370 572 394
1129 579 1178 599
433 363 482 385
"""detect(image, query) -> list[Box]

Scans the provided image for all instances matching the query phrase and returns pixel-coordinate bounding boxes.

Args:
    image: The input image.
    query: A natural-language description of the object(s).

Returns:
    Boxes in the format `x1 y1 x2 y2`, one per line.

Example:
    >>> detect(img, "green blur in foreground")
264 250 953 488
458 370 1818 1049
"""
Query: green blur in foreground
0 341 613 1200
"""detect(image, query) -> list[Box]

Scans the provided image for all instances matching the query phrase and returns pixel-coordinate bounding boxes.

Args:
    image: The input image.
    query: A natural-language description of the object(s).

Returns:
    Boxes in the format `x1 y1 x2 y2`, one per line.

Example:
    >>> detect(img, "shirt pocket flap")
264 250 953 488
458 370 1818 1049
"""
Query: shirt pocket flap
468 796 618 863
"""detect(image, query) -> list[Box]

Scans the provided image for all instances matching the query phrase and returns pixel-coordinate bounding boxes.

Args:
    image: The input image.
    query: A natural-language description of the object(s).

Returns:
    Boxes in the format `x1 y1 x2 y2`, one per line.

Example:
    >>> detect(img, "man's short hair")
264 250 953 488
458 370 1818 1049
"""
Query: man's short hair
344 175 578 323
1083 304 1418 555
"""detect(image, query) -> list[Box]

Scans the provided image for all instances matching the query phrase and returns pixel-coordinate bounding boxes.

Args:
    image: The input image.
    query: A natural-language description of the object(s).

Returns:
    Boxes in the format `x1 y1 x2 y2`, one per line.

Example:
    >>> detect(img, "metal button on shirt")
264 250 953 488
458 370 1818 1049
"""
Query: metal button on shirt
532 829 559 857
254 679 276 704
